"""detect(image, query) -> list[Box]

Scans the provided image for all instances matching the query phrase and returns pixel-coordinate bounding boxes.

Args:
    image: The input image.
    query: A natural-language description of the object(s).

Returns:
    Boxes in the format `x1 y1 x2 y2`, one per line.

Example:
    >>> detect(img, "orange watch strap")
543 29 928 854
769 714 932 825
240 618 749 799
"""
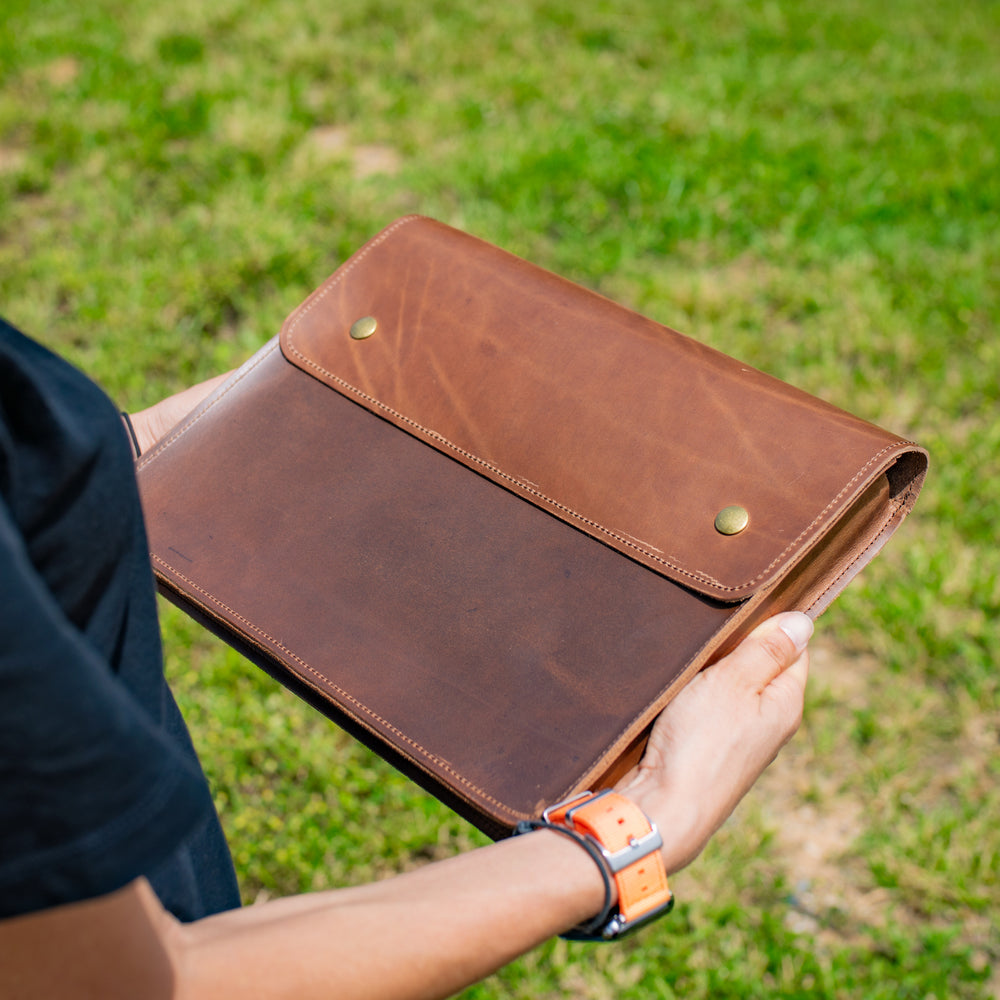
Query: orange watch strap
547 791 672 923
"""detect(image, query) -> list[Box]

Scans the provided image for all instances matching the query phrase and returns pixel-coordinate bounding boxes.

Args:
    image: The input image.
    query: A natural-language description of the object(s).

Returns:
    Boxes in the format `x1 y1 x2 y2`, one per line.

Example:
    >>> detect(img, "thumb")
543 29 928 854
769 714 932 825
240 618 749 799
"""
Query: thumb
720 611 813 693
774 610 814 657
741 611 812 740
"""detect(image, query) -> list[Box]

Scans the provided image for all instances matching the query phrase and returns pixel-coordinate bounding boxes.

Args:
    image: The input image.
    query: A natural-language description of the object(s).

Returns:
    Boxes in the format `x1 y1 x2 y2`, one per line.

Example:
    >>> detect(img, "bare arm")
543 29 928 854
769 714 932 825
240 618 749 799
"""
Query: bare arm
0 613 811 1000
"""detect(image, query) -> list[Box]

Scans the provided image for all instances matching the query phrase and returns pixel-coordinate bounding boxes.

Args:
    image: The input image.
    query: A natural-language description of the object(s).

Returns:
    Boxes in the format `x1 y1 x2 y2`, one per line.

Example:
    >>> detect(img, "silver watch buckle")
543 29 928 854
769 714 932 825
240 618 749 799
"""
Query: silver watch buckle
545 790 674 942
544 790 664 873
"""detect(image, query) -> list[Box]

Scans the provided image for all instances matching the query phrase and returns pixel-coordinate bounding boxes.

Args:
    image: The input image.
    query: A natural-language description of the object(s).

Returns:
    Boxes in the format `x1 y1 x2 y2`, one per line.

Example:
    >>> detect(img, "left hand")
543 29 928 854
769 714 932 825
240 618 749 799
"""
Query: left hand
128 371 233 454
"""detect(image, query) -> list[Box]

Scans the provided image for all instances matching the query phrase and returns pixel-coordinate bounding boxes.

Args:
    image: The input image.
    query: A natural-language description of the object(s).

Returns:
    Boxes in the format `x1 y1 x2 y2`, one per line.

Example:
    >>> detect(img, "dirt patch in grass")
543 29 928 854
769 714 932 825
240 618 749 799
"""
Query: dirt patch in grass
742 633 999 983
0 146 26 174
302 125 402 179
755 639 891 945
42 57 80 87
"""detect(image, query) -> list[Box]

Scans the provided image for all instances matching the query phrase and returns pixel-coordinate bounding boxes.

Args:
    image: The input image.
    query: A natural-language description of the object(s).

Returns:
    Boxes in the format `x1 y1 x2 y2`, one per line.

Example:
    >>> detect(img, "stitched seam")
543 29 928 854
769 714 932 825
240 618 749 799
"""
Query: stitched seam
282 219 914 593
295 341 728 584
136 340 281 470
283 215 419 334
291 333 908 590
570 472 922 794
304 367 904 591
805 497 901 612
152 554 530 820
562 612 737 797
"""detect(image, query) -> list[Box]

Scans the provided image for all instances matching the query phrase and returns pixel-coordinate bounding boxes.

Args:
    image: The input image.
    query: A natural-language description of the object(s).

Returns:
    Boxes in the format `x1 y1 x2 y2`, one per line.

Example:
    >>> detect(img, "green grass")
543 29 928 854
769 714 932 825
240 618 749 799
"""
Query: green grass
2 0 998 995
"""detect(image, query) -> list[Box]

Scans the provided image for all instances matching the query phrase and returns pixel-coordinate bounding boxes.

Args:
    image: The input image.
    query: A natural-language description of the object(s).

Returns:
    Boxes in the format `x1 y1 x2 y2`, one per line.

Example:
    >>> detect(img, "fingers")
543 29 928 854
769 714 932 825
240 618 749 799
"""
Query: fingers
131 371 234 453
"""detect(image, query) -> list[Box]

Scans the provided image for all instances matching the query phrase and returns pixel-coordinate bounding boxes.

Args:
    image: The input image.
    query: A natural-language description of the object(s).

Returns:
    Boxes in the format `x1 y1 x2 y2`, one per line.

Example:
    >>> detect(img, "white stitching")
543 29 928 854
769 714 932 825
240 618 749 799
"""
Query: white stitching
282 234 912 593
153 554 534 822
136 340 281 469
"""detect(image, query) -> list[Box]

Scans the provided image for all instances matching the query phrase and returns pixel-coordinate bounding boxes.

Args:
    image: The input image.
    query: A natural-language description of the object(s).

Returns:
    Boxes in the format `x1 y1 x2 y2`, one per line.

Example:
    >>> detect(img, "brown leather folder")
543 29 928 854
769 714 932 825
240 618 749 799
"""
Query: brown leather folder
137 216 927 838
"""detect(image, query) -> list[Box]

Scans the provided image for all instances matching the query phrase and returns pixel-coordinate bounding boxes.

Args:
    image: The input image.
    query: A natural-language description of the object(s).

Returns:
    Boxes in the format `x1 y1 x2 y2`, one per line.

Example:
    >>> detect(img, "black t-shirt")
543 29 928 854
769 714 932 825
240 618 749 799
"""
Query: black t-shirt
0 318 240 921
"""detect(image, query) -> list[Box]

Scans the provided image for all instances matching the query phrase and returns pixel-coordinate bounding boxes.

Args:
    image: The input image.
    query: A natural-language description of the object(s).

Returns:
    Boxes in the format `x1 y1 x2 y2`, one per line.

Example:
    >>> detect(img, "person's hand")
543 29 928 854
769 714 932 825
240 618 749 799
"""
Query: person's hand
615 611 812 873
128 371 234 455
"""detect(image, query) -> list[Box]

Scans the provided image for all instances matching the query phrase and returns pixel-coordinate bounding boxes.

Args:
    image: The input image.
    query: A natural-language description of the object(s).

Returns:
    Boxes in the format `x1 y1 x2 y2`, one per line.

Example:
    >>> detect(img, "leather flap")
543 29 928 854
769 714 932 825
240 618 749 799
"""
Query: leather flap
280 216 926 602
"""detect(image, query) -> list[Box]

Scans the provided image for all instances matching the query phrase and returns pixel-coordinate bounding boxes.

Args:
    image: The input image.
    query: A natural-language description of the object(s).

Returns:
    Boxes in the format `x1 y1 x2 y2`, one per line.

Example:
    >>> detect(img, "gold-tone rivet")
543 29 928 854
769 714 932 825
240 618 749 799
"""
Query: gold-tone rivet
350 315 378 340
715 505 749 536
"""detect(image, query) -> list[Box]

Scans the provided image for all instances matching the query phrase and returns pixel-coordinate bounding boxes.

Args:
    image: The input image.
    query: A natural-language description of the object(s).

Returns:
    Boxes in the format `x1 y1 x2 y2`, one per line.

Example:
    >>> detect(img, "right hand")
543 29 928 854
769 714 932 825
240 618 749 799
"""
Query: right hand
615 611 812 873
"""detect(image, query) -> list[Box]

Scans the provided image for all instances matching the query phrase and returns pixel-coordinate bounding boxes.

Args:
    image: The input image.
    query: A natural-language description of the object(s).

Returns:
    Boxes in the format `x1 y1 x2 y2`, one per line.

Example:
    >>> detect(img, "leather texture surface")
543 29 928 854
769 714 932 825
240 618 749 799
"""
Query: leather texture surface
281 217 924 601
137 217 928 835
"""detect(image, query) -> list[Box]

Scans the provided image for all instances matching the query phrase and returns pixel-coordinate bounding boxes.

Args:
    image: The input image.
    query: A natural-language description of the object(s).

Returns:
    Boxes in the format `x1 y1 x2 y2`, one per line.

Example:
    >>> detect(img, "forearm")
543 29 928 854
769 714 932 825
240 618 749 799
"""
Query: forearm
174 829 606 1000
1 830 607 1000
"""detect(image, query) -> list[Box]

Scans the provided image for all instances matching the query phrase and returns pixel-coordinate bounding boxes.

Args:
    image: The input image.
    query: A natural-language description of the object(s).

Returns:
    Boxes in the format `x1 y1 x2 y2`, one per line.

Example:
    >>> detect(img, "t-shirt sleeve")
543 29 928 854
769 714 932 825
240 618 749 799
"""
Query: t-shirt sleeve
0 494 214 919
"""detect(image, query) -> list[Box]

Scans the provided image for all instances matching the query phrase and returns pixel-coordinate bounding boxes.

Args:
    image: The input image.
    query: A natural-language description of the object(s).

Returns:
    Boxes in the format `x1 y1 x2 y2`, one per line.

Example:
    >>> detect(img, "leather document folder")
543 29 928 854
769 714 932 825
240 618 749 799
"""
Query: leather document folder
137 216 927 837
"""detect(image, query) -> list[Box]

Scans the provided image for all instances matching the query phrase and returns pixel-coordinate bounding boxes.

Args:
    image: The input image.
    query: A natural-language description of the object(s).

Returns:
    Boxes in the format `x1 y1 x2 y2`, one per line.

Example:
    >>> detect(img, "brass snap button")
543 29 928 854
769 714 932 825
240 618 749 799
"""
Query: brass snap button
350 316 378 340
715 505 749 536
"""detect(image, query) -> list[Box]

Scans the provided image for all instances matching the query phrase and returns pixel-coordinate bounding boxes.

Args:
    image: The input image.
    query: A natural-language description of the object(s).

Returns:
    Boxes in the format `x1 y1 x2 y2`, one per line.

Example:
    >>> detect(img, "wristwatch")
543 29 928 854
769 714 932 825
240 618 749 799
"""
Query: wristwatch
516 789 674 941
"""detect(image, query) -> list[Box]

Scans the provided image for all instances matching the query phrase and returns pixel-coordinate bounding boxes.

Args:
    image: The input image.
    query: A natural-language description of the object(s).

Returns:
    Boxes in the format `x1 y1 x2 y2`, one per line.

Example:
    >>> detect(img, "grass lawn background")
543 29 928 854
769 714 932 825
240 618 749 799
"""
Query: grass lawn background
1 1 997 996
